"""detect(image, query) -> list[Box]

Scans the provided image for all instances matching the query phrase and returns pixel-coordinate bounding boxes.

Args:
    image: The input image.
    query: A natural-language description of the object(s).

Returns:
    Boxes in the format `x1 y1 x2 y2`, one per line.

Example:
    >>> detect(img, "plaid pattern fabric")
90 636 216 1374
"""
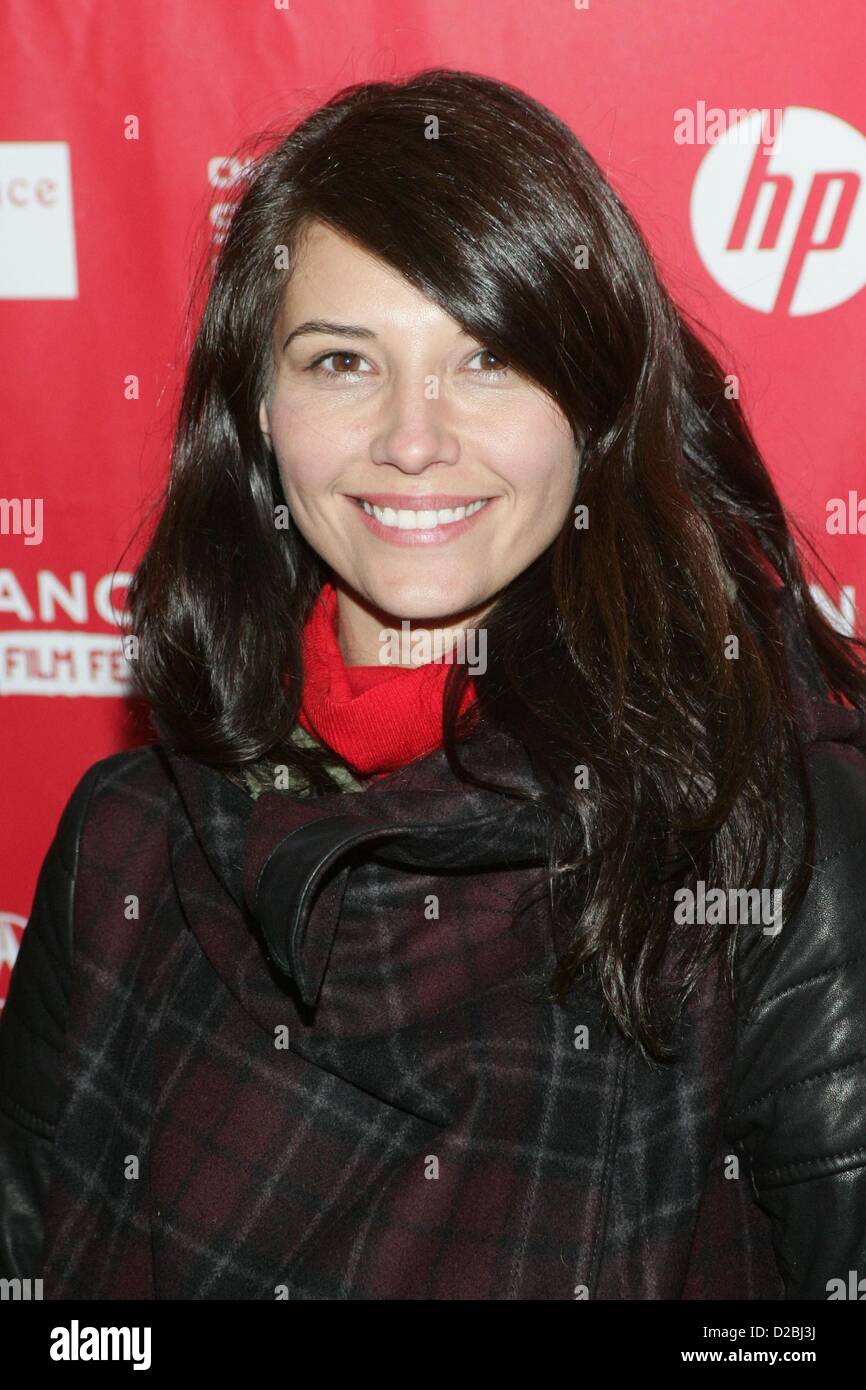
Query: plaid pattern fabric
38 711 788 1301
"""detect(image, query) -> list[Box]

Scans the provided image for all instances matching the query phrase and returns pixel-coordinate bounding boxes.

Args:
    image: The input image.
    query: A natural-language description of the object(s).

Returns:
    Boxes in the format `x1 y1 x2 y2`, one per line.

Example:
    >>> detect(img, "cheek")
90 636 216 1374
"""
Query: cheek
498 416 578 503
271 415 340 495
269 389 366 489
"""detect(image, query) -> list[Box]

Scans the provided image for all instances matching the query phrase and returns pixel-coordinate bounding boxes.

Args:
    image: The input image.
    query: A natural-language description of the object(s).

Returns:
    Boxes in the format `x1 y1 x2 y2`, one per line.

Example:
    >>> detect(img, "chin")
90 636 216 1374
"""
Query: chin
370 584 488 624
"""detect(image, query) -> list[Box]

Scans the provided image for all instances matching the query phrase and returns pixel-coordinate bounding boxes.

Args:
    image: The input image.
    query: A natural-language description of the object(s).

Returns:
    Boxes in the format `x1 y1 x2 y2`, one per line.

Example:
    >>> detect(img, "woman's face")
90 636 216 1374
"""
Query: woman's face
259 220 579 655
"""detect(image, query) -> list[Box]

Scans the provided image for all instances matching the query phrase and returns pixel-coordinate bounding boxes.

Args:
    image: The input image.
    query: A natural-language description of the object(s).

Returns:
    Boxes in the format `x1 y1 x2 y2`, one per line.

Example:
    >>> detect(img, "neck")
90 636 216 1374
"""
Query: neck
296 580 482 776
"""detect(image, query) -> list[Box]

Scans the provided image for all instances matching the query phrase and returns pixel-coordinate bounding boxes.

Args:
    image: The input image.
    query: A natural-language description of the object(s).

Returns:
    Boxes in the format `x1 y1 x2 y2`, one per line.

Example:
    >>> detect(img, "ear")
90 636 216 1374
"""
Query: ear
258 398 272 449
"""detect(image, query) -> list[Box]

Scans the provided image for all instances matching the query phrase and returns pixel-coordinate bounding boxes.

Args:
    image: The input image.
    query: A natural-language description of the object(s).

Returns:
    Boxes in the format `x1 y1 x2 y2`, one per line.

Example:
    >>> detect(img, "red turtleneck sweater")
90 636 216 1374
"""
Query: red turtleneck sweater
296 582 479 778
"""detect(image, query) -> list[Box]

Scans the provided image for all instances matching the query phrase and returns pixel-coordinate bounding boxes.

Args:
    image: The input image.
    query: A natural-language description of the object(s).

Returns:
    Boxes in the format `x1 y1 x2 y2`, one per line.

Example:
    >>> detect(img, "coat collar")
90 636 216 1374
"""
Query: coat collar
163 718 555 1011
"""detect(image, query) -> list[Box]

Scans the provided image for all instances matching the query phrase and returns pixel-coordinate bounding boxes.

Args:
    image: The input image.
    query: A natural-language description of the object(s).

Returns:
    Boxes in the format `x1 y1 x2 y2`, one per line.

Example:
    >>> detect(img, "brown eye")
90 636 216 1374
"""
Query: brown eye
467 348 510 377
480 350 506 370
331 352 362 373
309 351 372 380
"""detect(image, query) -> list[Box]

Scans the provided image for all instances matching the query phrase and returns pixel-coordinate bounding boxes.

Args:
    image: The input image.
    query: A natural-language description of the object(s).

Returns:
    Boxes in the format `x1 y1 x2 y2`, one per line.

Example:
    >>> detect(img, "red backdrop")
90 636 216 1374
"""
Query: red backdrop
2 0 865 1006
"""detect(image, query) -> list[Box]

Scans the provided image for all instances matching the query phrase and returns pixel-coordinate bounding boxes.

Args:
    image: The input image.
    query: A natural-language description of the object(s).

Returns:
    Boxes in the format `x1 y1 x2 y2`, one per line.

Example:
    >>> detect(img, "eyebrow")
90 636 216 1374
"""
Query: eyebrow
282 319 377 352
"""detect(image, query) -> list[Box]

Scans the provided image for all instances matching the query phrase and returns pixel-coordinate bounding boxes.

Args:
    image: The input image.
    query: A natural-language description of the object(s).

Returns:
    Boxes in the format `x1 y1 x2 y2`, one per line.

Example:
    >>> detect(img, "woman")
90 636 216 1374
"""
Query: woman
2 68 866 1301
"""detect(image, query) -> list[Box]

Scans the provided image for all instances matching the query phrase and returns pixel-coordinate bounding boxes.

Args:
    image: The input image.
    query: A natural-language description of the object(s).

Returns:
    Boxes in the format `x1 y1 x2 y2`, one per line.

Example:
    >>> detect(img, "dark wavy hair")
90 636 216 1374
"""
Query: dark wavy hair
126 68 866 1060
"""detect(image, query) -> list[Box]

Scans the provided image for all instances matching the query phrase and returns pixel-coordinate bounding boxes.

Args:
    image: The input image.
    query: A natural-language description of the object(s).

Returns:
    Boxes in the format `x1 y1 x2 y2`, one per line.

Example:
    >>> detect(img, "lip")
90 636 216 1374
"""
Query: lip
344 493 497 547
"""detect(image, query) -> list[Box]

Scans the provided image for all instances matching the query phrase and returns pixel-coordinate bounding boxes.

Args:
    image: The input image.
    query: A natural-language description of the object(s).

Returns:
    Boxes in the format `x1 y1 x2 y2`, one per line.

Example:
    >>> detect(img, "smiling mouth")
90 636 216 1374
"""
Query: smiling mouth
351 498 491 530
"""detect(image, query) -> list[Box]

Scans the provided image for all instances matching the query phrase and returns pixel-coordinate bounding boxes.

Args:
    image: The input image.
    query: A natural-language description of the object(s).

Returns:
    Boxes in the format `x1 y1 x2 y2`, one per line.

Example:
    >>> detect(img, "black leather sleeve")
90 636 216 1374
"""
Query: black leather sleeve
725 740 866 1299
0 761 105 1279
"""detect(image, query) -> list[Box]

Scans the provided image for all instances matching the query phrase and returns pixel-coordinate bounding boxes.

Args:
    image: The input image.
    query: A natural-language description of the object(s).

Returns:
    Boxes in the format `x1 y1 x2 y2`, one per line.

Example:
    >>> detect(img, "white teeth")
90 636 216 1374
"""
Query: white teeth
359 498 489 529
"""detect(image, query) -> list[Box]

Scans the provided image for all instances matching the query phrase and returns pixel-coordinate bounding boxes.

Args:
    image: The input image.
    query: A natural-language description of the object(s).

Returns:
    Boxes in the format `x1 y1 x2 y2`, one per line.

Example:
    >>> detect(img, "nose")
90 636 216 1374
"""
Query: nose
369 373 460 474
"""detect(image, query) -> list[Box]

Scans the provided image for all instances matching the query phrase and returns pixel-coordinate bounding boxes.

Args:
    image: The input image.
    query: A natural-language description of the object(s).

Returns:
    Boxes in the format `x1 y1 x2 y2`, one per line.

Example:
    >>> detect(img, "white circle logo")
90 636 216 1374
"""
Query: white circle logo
691 106 866 315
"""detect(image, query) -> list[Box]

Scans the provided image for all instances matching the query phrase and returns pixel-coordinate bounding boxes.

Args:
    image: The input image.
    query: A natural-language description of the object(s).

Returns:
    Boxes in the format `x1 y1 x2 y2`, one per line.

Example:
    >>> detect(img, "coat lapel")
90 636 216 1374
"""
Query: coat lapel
162 727 558 1013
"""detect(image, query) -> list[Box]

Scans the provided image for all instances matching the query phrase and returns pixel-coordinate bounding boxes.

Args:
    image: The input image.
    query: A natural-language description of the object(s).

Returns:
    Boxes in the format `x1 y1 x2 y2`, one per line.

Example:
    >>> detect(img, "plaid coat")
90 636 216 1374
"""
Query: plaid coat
3 600 866 1299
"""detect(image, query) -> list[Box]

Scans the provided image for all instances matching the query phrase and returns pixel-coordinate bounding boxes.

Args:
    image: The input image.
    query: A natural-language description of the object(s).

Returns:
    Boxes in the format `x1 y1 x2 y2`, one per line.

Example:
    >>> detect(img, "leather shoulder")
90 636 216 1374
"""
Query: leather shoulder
726 736 866 1296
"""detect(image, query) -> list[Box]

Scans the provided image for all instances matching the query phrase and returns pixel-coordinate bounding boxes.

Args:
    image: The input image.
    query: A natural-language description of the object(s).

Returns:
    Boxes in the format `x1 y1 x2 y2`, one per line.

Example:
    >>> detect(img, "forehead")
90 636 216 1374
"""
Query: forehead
278 220 448 329
291 219 374 271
